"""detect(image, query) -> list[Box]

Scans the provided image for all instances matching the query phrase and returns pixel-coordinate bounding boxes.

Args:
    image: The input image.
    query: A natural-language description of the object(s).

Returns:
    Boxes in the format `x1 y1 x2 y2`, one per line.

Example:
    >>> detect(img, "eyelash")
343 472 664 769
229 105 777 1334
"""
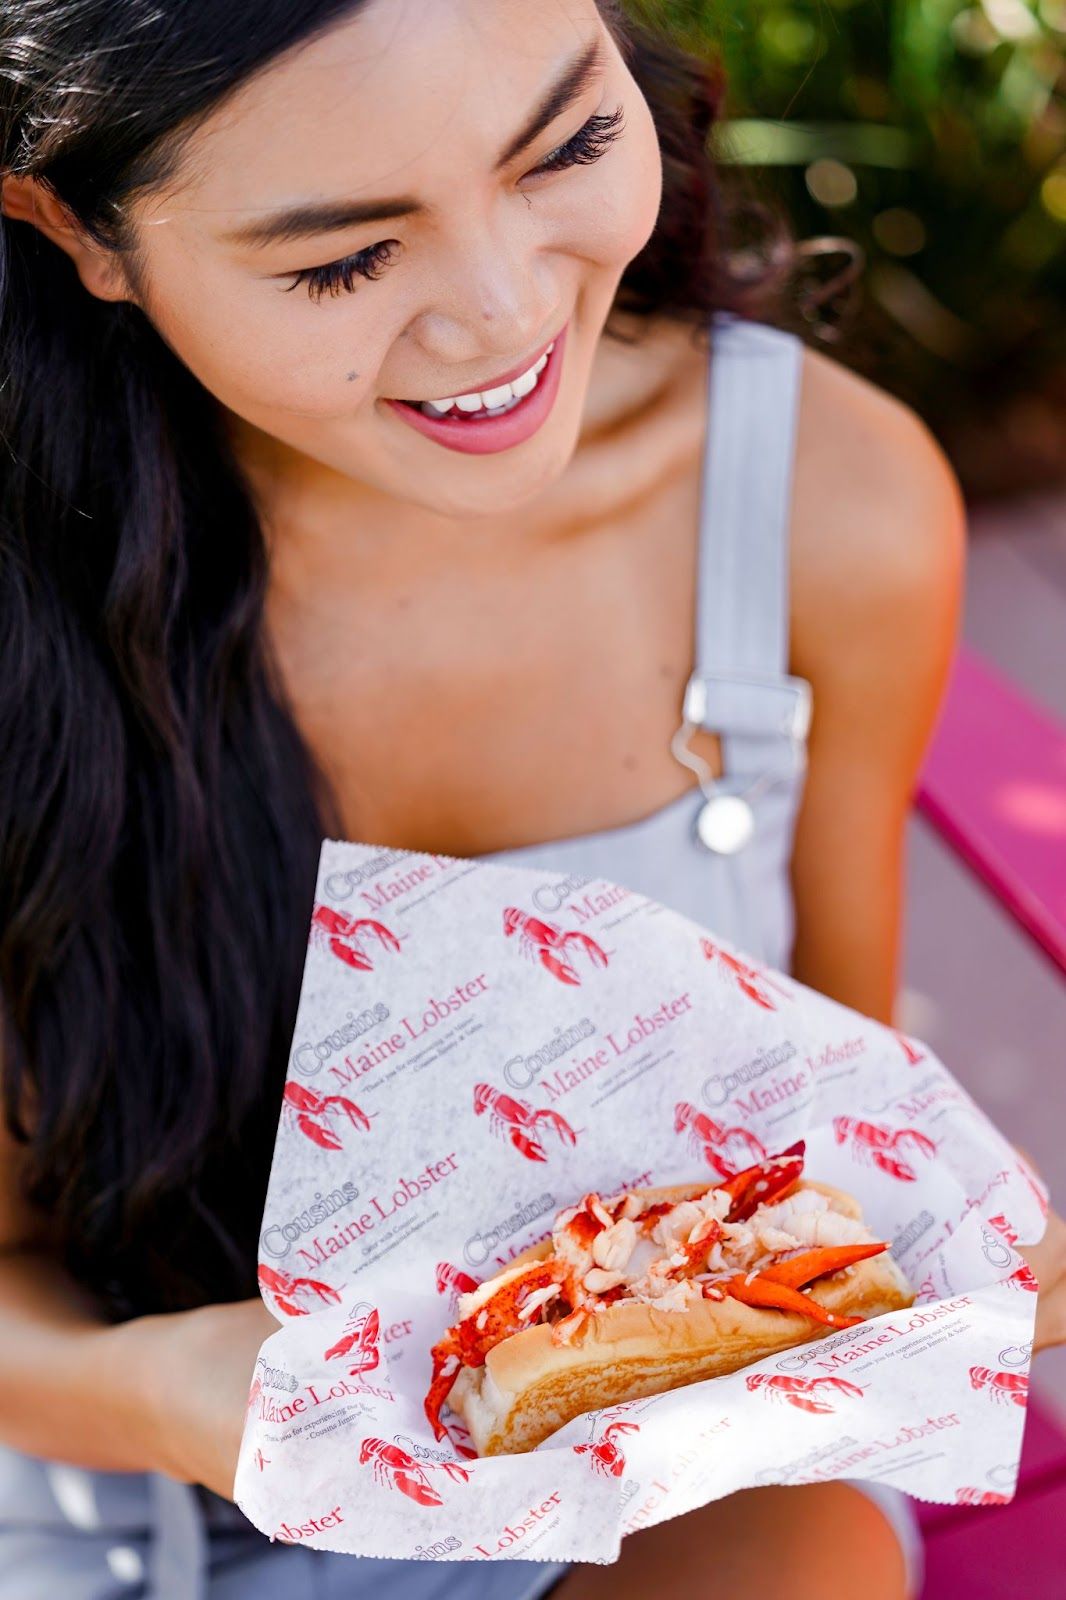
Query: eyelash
283 104 626 304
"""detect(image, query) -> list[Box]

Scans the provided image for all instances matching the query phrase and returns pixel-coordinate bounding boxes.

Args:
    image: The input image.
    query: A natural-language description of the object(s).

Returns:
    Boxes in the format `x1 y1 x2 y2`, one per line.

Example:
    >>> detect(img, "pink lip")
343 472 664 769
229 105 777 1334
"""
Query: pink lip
398 325 564 405
382 321 569 457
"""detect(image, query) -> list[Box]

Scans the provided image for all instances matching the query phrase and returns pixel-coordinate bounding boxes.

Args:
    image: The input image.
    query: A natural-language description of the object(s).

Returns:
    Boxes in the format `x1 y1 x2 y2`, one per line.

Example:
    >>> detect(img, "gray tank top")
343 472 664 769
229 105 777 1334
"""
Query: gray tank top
480 309 811 974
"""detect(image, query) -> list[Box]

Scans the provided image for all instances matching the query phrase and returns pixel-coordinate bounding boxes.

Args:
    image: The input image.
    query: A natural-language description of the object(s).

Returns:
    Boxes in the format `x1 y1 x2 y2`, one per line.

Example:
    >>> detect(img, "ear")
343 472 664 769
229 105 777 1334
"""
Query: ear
1 173 139 305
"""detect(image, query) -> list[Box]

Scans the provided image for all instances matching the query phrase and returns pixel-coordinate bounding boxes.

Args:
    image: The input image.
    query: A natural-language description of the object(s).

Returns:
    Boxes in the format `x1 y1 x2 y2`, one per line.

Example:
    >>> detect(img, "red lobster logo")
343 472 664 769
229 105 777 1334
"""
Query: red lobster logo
502 907 609 986
969 1367 1029 1408
574 1419 639 1478
257 1263 341 1317
435 1262 479 1306
893 1030 925 1065
700 938 791 1010
311 904 401 971
359 1438 469 1508
324 1306 381 1378
675 1101 767 1178
282 1080 371 1150
989 1214 1020 1245
956 1487 1010 1506
473 1082 578 1163
746 1374 864 1414
832 1117 937 1182
988 1215 1039 1290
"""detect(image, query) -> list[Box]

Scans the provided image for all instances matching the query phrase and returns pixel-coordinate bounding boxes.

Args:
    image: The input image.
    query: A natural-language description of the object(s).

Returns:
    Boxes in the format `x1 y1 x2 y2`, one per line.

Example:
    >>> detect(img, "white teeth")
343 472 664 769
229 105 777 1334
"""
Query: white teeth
419 340 554 418
480 382 514 409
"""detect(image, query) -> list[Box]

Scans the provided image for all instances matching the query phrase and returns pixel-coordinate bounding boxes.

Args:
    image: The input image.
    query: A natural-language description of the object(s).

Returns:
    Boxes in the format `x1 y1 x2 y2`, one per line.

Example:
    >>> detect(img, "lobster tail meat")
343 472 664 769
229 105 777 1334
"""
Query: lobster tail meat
424 1334 463 1441
758 1242 888 1289
719 1141 806 1222
721 1272 864 1328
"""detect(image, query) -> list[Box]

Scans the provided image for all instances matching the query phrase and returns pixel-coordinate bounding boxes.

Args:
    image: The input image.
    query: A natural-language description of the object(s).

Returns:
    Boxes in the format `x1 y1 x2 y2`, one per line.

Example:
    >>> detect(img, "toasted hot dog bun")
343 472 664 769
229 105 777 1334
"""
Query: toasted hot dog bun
449 1181 913 1455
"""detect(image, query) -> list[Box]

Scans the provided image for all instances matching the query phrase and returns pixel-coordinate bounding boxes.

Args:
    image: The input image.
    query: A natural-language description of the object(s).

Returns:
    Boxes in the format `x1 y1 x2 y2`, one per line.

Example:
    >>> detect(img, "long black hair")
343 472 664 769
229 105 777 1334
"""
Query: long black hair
0 0 797 1319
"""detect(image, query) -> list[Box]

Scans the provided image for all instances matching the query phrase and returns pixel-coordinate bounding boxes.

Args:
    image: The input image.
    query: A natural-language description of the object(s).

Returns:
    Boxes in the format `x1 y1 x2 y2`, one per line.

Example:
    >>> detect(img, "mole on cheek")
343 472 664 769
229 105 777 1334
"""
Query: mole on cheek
346 370 360 381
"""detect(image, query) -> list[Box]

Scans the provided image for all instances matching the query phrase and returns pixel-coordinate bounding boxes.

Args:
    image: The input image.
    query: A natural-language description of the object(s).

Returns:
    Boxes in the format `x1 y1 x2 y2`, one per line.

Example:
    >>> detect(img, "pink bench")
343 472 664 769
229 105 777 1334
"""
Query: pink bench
917 647 1066 974
913 646 1066 1596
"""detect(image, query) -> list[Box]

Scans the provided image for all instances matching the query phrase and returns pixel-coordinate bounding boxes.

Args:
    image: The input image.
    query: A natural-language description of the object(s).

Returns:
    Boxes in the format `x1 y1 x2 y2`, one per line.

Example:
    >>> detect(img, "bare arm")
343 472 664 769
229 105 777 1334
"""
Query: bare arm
0 1113 276 1494
0 1263 151 1471
0 1113 153 1469
787 349 966 1024
784 350 1066 1350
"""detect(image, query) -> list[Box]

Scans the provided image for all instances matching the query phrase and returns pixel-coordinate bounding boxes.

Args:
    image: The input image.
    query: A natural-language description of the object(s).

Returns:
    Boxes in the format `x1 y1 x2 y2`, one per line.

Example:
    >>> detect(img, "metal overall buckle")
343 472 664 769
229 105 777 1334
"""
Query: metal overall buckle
671 671 813 855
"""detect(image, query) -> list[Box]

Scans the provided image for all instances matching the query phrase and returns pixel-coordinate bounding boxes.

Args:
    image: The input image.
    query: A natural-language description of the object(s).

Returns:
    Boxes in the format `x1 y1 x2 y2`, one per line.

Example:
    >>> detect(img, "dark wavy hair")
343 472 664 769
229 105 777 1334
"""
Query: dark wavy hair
0 0 800 1318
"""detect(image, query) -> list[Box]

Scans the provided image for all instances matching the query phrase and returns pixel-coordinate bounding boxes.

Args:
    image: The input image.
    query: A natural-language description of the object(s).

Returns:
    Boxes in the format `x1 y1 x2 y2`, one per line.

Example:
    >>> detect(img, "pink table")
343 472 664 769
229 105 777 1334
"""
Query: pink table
914 646 1066 1595
917 647 1066 975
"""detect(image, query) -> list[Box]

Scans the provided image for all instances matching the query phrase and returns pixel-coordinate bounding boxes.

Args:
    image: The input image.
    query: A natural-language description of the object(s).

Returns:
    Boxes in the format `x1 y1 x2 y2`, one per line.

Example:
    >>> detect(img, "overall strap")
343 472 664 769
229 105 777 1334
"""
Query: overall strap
682 311 811 785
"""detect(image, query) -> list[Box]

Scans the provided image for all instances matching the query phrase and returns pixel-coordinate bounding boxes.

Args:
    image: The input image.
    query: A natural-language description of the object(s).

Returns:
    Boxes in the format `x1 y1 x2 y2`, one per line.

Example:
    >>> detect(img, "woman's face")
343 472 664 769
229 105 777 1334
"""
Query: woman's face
121 0 663 521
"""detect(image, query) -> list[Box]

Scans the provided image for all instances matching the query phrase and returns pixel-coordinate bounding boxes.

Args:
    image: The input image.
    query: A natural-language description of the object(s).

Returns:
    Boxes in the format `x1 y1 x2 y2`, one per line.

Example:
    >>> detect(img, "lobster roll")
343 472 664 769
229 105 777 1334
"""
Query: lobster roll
424 1145 914 1456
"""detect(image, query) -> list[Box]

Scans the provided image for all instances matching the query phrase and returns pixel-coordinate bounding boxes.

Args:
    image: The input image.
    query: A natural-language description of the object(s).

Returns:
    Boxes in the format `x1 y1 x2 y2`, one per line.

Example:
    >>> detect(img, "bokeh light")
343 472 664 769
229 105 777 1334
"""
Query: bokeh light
632 0 1066 496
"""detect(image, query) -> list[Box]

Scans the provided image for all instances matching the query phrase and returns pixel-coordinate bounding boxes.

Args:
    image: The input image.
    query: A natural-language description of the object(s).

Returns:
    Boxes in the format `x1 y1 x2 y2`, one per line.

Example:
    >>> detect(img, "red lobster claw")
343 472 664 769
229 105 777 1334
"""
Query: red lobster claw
508 1127 547 1162
722 1244 887 1329
395 1473 444 1507
297 1114 344 1151
327 937 374 971
539 951 580 986
719 1141 806 1222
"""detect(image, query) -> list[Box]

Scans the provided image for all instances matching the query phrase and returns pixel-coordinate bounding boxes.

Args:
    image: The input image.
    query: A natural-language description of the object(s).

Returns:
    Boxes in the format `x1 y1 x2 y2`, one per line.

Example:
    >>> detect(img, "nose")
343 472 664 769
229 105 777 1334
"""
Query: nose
413 217 559 373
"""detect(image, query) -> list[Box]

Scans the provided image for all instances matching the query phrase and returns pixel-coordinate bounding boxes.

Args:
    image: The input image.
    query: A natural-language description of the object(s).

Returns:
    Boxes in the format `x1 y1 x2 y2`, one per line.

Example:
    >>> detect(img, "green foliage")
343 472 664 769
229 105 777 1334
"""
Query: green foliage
632 0 1066 494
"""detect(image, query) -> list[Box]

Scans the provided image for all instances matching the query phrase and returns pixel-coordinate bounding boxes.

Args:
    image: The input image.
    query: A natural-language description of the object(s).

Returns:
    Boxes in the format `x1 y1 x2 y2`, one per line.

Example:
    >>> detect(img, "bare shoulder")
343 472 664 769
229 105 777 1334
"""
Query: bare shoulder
789 341 967 749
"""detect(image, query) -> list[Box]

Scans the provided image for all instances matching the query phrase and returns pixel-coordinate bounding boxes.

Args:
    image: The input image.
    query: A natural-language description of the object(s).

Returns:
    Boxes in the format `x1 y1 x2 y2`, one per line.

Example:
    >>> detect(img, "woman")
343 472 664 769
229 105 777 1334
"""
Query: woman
2 1 1063 1596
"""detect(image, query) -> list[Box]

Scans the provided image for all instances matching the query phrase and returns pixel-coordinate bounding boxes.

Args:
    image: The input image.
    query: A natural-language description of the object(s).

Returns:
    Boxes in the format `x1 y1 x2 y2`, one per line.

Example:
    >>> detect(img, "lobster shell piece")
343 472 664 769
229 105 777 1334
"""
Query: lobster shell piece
446 1181 914 1456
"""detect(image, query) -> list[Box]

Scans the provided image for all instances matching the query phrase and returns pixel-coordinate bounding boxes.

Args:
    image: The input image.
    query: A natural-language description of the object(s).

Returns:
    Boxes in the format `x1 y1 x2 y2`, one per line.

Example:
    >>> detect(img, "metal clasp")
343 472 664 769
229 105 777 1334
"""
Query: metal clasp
681 671 812 744
671 670 813 855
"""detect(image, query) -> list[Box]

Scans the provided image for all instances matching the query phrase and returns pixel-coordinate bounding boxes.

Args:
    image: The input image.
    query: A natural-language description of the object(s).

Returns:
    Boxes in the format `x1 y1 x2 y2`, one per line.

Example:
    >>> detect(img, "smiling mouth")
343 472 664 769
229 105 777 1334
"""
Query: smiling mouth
391 332 560 420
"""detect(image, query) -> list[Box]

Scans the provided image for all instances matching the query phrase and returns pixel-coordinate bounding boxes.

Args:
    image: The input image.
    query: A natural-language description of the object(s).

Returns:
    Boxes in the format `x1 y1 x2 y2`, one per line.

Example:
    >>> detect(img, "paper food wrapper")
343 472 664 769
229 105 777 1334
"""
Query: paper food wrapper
235 840 1047 1563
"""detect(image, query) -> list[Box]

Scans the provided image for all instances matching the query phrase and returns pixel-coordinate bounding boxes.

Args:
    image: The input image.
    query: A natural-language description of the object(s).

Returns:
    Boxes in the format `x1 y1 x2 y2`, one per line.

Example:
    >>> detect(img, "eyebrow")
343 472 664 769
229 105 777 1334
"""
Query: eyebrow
219 34 605 251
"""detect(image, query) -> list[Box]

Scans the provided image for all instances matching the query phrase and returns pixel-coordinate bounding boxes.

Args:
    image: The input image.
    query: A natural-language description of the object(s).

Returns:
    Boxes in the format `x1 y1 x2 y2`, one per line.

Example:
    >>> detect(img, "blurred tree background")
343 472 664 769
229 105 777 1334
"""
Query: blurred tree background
632 0 1066 497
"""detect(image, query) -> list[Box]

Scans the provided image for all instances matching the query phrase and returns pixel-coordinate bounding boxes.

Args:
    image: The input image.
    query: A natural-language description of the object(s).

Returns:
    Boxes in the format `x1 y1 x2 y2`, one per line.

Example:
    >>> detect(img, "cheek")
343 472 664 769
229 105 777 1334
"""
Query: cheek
145 253 380 421
570 101 664 268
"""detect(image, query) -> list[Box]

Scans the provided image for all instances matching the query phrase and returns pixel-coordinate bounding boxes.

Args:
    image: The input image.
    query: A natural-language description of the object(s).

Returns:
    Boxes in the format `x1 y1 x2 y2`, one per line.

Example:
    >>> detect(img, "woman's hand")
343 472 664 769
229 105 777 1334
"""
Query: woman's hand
126 1296 280 1502
1020 1206 1066 1355
1012 1145 1066 1356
